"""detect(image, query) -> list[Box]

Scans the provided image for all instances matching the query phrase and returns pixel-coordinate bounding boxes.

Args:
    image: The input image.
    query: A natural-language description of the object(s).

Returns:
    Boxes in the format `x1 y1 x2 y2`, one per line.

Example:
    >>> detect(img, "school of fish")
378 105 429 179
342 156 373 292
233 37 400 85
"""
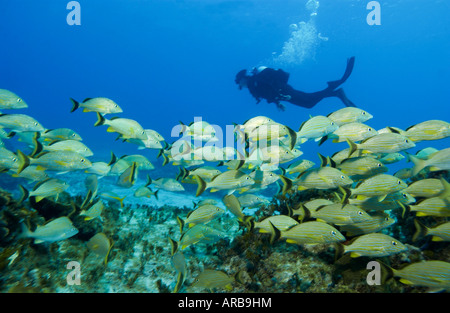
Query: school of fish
0 88 449 292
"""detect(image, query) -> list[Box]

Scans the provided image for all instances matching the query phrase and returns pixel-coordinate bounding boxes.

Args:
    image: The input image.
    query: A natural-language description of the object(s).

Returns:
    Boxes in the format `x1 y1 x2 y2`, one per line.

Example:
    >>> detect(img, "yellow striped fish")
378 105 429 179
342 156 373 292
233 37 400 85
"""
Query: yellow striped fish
273 221 345 245
390 260 450 292
408 147 450 176
413 220 450 242
191 269 238 291
250 215 299 233
178 224 225 250
0 89 28 109
349 191 415 212
404 178 445 198
326 107 373 126
286 159 315 174
177 204 224 230
346 133 415 157
409 197 450 217
20 178 69 203
337 156 387 178
341 233 407 258
194 170 255 196
290 167 353 190
404 119 450 142
296 115 338 142
309 203 372 225
87 233 113 265
325 122 378 143
340 212 395 236
350 174 407 201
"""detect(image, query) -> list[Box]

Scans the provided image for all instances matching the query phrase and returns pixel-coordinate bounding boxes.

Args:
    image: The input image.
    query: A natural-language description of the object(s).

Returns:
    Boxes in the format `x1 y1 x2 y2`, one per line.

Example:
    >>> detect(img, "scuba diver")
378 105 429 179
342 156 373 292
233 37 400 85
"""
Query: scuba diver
235 57 356 111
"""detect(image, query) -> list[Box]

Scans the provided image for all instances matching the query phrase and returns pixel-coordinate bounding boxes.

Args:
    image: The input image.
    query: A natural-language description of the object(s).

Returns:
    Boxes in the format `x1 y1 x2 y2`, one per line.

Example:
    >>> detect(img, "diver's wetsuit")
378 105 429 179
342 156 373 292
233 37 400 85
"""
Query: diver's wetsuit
236 57 356 111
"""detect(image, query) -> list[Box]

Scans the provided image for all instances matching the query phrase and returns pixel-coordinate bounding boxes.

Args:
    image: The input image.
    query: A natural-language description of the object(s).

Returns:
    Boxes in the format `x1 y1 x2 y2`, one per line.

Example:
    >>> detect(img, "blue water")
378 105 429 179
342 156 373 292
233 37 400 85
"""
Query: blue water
1 0 449 169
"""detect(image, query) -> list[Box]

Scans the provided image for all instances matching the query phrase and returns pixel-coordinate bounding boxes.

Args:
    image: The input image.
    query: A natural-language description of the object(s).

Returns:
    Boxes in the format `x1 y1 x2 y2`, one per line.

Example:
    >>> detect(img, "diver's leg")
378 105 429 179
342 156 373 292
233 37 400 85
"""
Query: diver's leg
326 56 355 90
333 88 357 107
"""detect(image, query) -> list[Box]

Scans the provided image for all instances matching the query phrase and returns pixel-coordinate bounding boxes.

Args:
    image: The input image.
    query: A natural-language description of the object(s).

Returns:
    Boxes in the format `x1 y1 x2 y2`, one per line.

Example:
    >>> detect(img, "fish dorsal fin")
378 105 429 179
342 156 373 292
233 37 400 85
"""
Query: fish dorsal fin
314 204 328 212
387 127 401 134
298 120 307 132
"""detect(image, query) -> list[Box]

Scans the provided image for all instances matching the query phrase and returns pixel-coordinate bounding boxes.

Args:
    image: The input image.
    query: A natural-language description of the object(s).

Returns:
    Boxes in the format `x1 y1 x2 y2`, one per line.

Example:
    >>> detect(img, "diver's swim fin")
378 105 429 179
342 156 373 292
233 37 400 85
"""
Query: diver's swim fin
326 56 355 90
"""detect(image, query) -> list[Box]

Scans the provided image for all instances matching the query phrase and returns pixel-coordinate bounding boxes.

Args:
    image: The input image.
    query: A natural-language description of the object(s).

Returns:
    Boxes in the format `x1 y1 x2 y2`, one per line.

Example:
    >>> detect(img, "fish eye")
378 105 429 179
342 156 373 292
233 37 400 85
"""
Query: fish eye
81 159 85 163
405 139 409 143
368 128 372 131
391 241 397 246
12 157 17 162
402 193 407 198
362 111 366 115
384 217 389 221
72 133 76 137
17 98 22 102
397 180 401 185
377 163 382 167
330 230 337 236
34 122 38 126
340 175 345 179
357 211 363 216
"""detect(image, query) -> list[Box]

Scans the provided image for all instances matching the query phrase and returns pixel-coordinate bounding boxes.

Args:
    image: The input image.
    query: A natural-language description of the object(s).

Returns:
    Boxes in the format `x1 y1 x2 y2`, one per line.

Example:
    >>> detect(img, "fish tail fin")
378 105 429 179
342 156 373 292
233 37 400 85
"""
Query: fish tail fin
176 216 185 234
234 270 246 285
194 175 207 197
246 217 255 232
412 219 428 242
168 237 178 256
318 135 328 146
376 259 395 285
16 150 30 174
268 221 281 245
18 222 32 240
407 153 426 176
173 272 185 293
346 138 358 158
108 151 117 166
18 185 29 204
338 185 352 205
318 153 328 167
437 177 450 199
286 126 297 150
153 189 159 200
30 136 43 158
279 175 293 196
334 242 346 261
161 153 169 166
176 166 189 181
70 98 79 113
94 112 106 127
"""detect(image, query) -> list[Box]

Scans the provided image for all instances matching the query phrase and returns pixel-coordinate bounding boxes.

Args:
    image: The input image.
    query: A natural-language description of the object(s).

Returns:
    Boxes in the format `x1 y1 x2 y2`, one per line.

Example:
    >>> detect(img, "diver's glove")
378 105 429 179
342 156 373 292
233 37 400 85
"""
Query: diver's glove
278 93 291 101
